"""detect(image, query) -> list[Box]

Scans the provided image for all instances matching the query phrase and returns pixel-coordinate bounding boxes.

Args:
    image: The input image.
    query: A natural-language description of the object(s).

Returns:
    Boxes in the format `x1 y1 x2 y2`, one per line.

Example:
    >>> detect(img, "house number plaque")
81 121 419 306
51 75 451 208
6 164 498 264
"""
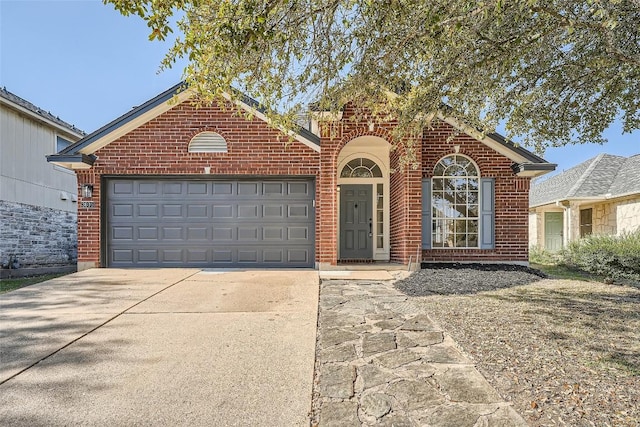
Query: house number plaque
81 201 95 209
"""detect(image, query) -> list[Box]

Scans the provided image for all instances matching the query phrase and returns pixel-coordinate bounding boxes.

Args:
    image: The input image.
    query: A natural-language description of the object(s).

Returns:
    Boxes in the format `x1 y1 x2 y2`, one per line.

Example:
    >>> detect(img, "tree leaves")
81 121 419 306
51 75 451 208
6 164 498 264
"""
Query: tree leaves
104 0 640 154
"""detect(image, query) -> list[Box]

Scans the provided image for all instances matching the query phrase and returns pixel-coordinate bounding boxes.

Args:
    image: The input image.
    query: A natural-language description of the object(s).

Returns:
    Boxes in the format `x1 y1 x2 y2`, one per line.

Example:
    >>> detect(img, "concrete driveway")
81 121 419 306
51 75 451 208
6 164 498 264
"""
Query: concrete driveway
0 269 319 426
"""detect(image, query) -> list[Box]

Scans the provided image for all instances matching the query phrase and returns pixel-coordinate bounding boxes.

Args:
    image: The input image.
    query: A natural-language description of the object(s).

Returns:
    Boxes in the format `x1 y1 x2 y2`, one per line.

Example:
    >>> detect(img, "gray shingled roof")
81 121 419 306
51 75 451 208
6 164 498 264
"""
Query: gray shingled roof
530 153 640 207
0 87 85 136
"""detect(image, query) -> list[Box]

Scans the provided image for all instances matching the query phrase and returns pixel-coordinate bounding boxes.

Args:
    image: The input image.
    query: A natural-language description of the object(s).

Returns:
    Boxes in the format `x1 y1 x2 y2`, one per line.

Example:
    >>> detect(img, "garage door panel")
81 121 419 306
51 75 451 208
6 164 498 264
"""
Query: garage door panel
238 205 259 218
264 205 284 218
187 182 208 194
138 227 158 240
138 204 159 217
213 205 233 218
288 205 309 218
186 249 208 262
139 182 158 194
113 204 134 217
289 181 311 195
263 182 284 195
187 204 208 218
162 205 183 217
162 227 183 240
106 178 315 268
112 249 133 262
288 249 310 263
162 249 183 262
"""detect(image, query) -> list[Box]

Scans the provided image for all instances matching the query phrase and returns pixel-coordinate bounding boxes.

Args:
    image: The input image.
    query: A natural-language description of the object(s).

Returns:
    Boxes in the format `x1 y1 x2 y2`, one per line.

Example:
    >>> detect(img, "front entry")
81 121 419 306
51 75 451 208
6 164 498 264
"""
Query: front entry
340 184 373 259
545 212 564 252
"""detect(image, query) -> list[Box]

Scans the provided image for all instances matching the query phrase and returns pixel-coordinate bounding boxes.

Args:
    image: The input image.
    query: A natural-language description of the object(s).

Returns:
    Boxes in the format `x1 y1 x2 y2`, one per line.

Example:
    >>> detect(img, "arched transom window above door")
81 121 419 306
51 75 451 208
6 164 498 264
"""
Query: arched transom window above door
340 158 383 178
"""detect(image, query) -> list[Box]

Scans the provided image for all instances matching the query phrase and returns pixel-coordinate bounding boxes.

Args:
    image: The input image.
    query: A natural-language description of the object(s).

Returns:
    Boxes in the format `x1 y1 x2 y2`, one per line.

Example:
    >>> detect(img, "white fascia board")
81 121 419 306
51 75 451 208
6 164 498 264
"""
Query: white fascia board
48 161 93 170
529 196 607 209
515 168 554 178
222 93 321 153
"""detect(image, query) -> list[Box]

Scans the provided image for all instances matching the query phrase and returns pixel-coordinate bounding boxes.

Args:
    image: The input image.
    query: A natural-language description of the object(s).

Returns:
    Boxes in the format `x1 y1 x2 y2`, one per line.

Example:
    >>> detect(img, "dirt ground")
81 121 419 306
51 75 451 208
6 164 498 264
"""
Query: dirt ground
402 276 640 426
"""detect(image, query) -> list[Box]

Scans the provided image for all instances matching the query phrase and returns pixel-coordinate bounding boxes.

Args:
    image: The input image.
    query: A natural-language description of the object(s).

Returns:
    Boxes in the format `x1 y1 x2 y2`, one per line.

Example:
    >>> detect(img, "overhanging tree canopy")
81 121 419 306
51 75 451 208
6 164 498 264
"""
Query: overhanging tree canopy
106 0 640 155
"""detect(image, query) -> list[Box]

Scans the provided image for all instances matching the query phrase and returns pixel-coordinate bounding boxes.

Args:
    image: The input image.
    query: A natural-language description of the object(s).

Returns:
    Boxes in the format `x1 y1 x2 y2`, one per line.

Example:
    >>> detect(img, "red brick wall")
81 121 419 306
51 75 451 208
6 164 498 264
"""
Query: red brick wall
76 102 320 267
421 122 531 262
76 99 531 268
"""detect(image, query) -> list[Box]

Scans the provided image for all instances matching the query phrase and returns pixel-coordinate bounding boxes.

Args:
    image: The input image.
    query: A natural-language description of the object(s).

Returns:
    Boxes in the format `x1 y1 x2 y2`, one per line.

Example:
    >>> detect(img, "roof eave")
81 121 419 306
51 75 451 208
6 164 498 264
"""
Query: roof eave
511 162 557 177
438 115 550 165
0 96 85 139
46 153 96 170
61 82 190 156
222 91 320 152
61 82 320 157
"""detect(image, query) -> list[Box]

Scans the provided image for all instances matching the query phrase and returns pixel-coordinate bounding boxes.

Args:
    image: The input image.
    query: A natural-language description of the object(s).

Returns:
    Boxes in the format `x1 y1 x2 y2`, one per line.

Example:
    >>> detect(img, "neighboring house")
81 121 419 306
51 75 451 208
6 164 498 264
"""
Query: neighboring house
529 153 640 251
1 88 85 277
47 83 555 270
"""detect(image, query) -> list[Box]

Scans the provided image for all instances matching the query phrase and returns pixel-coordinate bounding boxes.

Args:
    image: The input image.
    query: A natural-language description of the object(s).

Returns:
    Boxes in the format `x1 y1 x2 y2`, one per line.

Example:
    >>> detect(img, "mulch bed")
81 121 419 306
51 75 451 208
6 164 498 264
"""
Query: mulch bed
394 264 640 426
395 263 546 296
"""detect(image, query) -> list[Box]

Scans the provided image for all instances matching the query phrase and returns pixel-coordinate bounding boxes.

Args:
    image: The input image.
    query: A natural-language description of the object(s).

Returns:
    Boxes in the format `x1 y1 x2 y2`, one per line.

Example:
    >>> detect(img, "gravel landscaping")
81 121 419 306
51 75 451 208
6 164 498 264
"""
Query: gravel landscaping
395 265 640 426
395 263 546 296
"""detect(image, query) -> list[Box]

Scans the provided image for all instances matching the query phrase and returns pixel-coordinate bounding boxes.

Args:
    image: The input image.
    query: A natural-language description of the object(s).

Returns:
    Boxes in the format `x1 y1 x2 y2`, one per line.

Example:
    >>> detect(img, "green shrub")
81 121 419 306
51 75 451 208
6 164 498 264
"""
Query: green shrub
529 245 563 265
563 230 640 281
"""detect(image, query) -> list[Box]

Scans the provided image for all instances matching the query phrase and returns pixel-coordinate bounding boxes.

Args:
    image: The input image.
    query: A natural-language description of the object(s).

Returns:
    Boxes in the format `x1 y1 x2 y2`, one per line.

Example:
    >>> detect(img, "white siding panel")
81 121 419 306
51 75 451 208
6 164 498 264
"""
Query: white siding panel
0 105 78 212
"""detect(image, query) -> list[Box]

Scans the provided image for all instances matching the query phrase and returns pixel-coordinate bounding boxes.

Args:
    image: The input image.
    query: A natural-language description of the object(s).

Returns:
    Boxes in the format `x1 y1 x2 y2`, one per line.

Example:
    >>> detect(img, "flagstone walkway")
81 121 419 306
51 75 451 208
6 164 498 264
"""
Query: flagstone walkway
311 276 526 427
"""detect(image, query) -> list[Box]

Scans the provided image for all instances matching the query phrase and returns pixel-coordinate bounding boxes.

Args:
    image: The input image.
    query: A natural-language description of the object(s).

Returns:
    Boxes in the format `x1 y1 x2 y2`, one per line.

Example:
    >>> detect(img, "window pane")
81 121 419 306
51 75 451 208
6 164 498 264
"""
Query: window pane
431 154 480 248
352 167 373 177
468 191 478 204
341 158 382 178
466 162 479 176
56 136 72 152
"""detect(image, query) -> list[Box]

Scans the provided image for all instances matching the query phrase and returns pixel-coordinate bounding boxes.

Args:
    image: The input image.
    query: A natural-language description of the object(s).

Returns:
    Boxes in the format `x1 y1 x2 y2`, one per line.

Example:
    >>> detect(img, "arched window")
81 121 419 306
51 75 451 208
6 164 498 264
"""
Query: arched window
432 155 480 248
340 158 383 178
188 132 228 153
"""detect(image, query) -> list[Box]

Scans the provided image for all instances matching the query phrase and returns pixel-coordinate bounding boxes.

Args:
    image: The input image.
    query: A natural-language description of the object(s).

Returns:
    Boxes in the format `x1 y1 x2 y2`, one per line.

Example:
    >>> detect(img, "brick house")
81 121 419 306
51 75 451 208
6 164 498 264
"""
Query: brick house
47 83 555 270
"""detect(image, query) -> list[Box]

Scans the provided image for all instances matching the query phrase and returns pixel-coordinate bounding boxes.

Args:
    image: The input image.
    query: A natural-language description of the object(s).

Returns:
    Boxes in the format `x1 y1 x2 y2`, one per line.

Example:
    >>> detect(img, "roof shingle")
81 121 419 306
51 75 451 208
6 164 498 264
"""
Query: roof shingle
530 153 640 207
0 87 85 136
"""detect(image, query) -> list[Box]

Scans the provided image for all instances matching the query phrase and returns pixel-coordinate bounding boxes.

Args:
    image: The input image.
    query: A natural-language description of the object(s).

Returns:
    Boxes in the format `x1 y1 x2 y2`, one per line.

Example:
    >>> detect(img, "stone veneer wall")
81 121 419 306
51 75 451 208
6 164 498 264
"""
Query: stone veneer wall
593 201 618 235
0 200 77 269
615 197 640 234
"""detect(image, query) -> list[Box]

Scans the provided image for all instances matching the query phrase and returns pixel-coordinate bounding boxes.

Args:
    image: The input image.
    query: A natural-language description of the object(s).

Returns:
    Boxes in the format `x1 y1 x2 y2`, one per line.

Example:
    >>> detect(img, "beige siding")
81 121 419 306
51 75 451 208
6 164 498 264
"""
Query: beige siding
0 105 77 212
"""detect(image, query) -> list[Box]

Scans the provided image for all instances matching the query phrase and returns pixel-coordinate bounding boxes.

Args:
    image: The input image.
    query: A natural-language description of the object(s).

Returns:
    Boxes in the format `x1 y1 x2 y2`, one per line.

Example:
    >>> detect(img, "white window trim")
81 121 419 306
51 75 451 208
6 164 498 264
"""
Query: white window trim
431 154 481 249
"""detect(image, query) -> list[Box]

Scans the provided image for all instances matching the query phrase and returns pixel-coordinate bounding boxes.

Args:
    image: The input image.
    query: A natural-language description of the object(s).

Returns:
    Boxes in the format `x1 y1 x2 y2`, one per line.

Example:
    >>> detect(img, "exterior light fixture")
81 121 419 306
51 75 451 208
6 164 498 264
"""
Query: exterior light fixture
82 184 94 199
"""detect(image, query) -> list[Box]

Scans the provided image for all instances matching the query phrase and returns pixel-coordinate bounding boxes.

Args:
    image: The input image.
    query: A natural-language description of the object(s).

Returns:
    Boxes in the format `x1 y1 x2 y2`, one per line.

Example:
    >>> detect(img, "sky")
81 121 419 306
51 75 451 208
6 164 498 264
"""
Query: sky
1 0 638 177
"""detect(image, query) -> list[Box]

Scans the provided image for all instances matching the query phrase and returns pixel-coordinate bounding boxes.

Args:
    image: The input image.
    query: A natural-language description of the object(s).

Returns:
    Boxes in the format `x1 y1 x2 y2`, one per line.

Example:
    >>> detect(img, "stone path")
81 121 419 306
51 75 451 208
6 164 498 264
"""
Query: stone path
311 276 526 427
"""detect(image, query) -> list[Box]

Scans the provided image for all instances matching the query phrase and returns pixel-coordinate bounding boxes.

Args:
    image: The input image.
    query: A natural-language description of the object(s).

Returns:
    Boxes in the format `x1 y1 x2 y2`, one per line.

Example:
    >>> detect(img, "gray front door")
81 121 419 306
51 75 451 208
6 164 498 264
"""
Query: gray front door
105 178 315 268
340 184 372 259
545 212 564 252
